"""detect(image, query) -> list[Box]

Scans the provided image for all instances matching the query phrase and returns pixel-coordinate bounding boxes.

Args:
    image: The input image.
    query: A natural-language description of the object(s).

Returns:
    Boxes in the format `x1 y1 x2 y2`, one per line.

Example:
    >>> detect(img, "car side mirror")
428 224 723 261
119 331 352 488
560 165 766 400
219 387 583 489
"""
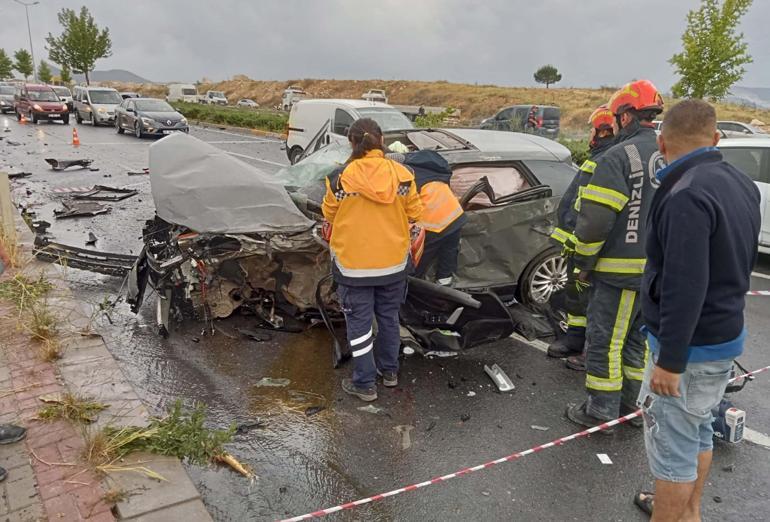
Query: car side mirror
127 107 134 113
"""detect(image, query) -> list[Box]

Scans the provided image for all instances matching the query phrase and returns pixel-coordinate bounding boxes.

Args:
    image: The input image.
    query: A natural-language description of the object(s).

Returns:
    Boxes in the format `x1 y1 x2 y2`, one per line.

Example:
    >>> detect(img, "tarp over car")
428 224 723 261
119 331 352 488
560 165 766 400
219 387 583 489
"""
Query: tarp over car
148 133 314 234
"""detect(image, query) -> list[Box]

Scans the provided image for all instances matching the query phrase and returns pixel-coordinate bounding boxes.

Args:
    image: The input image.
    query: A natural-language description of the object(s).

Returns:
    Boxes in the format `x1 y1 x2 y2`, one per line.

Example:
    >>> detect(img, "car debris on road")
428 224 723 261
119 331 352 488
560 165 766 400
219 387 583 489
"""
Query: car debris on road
44 158 94 171
72 185 139 202
53 200 111 219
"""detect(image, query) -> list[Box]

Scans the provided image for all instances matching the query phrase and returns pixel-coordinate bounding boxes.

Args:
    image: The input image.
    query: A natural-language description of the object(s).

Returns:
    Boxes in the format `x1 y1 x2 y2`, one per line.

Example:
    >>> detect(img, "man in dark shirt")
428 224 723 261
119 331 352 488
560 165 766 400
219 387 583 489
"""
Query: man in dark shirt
634 99 761 520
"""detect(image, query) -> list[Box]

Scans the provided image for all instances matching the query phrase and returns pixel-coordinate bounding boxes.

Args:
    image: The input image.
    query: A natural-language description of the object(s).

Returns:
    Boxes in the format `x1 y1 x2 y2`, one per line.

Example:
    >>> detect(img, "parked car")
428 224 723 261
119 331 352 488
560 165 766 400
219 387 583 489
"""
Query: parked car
73 86 122 126
236 98 259 108
281 86 306 111
201 90 228 105
166 83 199 103
14 83 69 124
362 89 388 103
0 85 15 114
717 121 768 138
51 86 73 112
120 92 141 99
115 98 188 138
127 127 575 341
480 105 561 138
286 99 414 164
718 138 770 253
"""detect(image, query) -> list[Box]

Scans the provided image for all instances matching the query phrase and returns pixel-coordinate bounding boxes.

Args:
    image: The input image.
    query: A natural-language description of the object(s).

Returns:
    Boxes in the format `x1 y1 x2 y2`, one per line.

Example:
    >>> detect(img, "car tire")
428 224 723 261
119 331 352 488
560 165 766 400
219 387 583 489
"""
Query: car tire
517 246 568 306
15 110 21 122
116 118 124 134
289 146 304 165
134 122 143 139
76 111 82 124
62 115 69 125
90 113 96 126
29 111 37 124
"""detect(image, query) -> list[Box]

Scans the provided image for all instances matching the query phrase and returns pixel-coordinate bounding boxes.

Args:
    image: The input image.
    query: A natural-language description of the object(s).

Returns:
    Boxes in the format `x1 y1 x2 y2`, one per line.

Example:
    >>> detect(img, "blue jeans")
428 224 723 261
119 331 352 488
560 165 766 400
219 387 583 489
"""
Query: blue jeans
637 356 733 483
337 279 407 388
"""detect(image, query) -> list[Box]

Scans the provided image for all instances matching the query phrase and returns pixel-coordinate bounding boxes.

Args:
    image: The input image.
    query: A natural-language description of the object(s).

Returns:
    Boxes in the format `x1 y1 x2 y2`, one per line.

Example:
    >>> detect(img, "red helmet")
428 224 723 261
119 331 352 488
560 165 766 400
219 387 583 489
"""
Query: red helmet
588 105 614 131
608 80 664 116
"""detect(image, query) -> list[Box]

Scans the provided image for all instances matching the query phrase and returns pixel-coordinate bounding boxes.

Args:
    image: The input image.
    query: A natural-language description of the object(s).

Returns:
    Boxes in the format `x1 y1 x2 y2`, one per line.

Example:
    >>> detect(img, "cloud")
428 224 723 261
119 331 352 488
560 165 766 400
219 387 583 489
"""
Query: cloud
1 0 768 89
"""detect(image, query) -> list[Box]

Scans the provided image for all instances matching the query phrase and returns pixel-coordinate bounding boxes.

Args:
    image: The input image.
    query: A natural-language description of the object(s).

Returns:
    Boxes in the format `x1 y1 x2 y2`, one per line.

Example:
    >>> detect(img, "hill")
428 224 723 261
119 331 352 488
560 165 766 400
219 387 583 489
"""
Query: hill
727 86 770 110
103 77 770 135
49 65 151 84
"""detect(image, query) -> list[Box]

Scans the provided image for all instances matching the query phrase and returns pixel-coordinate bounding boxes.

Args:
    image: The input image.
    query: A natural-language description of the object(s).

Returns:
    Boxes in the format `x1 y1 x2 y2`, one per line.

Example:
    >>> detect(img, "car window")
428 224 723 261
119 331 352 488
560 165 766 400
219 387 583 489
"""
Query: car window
0 86 14 95
525 160 578 197
333 108 354 135
127 101 135 111
497 108 514 120
720 147 770 183
542 107 560 120
135 99 174 112
89 90 121 104
450 165 531 208
357 108 414 131
28 90 59 102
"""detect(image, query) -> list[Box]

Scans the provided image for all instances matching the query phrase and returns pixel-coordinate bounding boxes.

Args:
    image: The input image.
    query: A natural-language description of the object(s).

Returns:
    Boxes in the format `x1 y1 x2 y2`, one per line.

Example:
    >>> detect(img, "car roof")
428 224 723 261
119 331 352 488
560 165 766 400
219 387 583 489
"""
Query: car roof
82 86 118 91
442 128 571 161
718 138 770 148
24 83 54 91
297 99 394 109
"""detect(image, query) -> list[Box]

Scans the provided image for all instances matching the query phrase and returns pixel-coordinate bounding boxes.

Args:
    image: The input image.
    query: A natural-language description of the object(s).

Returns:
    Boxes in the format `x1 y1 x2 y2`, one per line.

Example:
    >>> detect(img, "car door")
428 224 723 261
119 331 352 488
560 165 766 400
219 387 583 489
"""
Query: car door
494 108 514 132
332 108 354 140
720 146 770 247
125 100 137 128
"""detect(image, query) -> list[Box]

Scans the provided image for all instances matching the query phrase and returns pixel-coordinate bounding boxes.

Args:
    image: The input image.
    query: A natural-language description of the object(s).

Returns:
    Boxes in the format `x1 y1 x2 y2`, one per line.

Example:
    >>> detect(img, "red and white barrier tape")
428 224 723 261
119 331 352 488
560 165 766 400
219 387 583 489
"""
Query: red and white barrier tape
747 290 770 296
279 365 770 522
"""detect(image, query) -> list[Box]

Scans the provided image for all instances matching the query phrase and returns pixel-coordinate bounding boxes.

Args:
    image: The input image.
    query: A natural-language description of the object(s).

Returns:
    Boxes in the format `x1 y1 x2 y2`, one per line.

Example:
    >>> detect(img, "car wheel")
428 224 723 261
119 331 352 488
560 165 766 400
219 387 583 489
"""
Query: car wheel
76 111 82 124
517 246 568 306
62 115 69 125
90 113 96 126
15 110 21 122
289 146 304 165
134 122 143 138
29 111 37 124
116 118 124 134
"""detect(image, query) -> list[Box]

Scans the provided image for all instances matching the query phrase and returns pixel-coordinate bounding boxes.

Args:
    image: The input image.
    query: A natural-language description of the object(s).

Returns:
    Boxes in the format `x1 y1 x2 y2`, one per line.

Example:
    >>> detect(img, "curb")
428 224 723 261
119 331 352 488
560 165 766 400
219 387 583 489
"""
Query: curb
8 211 213 521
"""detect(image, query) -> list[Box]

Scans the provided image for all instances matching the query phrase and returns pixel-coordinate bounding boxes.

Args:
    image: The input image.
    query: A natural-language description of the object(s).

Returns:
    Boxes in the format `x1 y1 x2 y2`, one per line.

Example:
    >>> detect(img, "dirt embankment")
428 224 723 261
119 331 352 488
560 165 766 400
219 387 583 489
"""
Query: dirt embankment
103 76 770 134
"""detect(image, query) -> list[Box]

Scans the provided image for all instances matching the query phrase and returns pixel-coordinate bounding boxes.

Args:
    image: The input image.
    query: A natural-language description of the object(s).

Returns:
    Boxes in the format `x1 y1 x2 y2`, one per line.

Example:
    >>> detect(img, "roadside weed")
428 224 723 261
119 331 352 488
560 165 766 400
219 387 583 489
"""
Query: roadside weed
38 392 109 424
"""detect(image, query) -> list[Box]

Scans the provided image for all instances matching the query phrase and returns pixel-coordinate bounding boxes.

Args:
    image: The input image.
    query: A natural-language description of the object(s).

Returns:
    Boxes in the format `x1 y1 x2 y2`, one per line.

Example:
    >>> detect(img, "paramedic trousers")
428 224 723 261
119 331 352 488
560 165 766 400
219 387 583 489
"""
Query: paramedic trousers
414 229 461 280
337 279 406 389
585 279 648 420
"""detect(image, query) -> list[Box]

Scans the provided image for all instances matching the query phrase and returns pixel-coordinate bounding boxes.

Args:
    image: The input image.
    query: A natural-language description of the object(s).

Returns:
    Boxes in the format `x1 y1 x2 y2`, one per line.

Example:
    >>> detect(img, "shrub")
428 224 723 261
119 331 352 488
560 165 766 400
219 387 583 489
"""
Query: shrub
172 102 288 133
558 138 591 165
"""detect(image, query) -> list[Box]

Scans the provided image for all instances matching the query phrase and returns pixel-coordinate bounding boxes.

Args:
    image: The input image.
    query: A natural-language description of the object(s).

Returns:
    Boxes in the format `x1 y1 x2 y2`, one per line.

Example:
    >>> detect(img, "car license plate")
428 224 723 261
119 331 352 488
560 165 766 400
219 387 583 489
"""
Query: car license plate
162 130 174 134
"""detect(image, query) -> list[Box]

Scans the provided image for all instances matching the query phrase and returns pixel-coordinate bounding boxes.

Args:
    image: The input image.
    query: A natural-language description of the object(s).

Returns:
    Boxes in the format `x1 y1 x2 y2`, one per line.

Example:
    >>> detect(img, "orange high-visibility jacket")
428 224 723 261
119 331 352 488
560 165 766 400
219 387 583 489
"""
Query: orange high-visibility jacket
419 181 464 233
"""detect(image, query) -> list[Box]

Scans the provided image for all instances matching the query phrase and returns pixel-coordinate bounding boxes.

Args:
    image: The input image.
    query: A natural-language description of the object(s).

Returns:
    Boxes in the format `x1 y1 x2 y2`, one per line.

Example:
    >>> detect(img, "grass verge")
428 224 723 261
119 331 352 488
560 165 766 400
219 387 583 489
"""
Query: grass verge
171 102 288 133
38 392 109 424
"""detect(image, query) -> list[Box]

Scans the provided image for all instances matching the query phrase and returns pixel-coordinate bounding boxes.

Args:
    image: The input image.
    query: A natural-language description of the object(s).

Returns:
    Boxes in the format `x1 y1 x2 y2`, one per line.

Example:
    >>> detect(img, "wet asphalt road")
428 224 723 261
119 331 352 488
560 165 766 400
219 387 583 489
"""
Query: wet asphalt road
2 116 769 521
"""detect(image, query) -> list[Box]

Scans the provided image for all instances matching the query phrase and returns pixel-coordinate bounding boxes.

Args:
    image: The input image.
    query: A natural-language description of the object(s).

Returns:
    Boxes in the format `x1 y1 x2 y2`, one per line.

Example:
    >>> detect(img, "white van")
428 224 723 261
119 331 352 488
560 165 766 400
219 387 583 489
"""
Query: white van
167 84 199 103
286 99 414 164
281 86 306 111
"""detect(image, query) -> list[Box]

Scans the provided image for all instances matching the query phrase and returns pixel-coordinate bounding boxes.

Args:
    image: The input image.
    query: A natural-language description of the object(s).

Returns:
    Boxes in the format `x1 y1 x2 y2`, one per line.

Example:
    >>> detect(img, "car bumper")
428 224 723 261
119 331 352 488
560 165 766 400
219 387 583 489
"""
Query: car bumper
143 125 189 135
94 113 115 123
33 111 67 119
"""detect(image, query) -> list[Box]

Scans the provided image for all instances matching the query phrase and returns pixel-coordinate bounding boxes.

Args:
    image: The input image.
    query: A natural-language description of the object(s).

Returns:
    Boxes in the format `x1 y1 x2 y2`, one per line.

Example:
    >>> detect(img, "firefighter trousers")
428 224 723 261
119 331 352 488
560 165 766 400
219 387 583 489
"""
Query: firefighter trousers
584 279 648 420
414 228 461 280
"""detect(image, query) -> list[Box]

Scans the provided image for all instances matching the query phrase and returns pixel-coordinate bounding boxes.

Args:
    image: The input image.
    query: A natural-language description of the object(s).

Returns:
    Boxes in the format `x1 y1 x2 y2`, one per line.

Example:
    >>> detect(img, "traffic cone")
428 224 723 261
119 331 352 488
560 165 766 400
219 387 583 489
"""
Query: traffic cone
72 128 80 147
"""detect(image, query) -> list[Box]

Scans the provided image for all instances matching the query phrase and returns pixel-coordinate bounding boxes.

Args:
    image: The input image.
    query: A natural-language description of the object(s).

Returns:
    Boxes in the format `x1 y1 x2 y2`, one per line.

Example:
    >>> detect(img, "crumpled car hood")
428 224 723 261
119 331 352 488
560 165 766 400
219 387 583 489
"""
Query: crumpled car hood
149 132 314 234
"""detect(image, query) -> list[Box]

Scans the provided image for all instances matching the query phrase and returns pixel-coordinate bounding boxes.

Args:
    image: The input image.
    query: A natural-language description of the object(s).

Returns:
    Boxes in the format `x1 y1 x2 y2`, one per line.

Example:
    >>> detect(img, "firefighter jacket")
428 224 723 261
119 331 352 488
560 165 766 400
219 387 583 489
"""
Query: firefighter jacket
403 151 466 235
322 149 423 287
571 121 663 289
550 137 615 246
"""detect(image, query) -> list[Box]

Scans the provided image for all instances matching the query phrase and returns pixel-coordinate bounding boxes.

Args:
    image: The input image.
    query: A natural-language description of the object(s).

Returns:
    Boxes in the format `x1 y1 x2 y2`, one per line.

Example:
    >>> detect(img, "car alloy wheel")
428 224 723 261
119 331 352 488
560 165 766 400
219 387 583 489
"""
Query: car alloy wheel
526 251 568 305
135 122 142 138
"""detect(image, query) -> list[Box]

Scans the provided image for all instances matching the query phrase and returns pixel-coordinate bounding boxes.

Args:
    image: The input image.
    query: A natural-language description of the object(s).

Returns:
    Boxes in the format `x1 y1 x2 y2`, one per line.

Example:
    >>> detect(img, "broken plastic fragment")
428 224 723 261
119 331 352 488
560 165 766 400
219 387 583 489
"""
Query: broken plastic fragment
530 425 550 431
425 351 459 358
254 377 290 388
357 405 385 415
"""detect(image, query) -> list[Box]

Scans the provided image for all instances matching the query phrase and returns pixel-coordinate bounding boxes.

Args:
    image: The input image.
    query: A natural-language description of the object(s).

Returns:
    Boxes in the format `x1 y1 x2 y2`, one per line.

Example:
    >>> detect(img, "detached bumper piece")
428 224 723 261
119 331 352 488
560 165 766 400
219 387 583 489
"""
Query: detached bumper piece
53 200 110 219
45 158 94 171
33 237 137 276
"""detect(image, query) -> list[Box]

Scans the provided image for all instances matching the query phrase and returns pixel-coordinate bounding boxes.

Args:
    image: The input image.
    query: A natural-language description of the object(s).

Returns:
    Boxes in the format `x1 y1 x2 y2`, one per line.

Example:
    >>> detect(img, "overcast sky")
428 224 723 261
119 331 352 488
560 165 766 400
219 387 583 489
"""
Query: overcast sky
1 0 768 89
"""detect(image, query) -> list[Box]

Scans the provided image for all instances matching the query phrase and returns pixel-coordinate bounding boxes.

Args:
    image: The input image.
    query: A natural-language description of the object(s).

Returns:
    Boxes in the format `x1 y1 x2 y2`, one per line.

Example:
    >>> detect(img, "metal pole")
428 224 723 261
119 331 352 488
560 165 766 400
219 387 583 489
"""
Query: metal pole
14 0 38 82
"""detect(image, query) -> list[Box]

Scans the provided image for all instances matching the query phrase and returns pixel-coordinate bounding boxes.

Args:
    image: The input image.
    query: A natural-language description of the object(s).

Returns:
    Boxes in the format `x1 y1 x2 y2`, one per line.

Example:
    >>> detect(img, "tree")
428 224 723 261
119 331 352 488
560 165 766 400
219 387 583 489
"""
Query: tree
670 0 753 100
38 60 52 84
45 6 112 86
13 49 33 80
0 49 13 80
534 65 562 88
59 63 72 85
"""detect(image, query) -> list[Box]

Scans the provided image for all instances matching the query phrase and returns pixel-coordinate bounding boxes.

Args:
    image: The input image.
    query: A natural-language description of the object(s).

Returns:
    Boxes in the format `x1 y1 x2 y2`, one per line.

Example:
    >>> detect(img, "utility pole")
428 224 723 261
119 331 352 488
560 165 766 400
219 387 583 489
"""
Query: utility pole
14 0 40 82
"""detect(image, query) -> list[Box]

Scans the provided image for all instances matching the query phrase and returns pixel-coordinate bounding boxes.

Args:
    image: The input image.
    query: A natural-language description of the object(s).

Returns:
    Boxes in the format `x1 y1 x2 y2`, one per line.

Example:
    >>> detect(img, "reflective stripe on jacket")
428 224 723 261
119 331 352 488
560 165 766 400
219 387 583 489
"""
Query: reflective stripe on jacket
419 181 464 233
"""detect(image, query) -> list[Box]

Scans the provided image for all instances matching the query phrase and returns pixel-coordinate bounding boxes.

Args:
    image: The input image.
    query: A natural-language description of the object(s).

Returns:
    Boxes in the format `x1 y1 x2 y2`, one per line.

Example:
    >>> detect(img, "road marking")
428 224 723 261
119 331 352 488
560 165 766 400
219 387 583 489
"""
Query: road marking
744 427 770 448
751 271 770 281
206 140 269 144
225 151 287 167
511 333 549 353
192 126 281 143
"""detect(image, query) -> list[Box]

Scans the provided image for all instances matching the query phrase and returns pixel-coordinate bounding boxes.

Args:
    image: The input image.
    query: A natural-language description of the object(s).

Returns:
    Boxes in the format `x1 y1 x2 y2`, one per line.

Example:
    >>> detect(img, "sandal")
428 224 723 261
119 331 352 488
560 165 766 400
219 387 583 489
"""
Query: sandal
634 491 654 516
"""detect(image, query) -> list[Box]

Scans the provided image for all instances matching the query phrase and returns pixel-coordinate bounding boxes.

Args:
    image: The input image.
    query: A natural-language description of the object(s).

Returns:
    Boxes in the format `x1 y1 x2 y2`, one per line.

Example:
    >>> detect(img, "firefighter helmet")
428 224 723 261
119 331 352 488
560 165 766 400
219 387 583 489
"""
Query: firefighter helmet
588 105 614 131
608 80 664 116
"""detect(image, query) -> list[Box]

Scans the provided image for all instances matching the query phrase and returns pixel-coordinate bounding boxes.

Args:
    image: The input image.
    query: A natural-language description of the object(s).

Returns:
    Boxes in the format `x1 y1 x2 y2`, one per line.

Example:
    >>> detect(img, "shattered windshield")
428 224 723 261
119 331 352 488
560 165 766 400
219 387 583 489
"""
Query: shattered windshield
275 141 352 189
357 108 414 131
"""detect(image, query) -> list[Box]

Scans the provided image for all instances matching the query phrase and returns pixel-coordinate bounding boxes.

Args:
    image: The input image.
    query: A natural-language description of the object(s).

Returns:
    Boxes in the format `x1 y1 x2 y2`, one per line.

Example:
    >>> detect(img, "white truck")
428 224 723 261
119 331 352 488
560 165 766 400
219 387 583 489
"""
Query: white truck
167 84 200 103
201 91 228 105
362 89 388 103
281 86 306 111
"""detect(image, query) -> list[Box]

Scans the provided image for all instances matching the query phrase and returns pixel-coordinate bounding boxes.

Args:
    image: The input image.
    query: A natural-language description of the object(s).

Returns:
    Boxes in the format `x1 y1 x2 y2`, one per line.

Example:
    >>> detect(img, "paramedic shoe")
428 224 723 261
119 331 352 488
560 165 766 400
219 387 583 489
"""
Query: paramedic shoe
0 425 26 445
437 277 453 287
547 338 582 358
565 353 586 371
342 379 378 402
379 371 398 388
565 402 615 435
620 404 644 428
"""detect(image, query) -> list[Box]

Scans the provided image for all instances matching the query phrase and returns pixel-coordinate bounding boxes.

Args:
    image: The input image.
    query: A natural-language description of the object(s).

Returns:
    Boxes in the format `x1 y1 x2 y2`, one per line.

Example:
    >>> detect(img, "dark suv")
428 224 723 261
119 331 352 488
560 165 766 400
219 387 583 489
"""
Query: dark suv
14 84 70 124
480 105 560 138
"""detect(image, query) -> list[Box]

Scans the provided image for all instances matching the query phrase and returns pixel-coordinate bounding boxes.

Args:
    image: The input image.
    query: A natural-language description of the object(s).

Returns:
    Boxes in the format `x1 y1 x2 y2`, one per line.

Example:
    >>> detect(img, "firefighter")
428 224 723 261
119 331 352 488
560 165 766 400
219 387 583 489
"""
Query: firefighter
565 80 665 431
401 150 466 285
548 105 616 367
322 118 423 402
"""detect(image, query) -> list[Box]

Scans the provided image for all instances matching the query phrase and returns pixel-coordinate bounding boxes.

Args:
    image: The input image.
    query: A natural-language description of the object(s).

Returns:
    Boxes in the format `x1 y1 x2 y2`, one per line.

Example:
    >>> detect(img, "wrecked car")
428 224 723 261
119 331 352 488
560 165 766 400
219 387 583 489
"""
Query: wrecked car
127 130 573 359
